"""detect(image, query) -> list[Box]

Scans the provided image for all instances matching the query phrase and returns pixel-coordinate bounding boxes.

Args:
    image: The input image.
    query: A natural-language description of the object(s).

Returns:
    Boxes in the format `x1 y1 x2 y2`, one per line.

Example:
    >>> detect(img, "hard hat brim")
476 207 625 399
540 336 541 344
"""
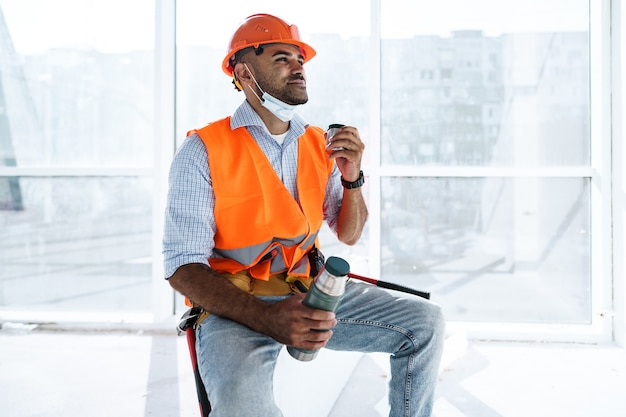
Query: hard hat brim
222 40 316 77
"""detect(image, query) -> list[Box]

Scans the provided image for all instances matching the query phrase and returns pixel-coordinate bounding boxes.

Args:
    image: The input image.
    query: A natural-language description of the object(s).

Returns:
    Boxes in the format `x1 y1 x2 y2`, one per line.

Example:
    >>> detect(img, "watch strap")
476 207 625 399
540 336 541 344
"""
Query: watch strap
341 170 365 189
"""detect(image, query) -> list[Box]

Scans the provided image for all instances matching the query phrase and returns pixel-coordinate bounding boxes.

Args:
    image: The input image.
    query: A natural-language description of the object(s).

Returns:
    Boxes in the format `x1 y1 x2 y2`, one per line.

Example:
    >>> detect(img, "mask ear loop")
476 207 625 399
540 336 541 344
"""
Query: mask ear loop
241 63 265 104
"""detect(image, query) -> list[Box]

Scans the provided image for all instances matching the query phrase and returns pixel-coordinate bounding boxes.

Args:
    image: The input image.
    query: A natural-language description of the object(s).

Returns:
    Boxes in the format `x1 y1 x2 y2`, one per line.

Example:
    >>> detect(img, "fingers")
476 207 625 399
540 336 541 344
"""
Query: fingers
294 325 334 349
326 126 364 155
326 126 365 181
300 329 334 349
297 307 336 348
267 295 338 349
303 312 337 332
287 315 336 349
267 294 337 349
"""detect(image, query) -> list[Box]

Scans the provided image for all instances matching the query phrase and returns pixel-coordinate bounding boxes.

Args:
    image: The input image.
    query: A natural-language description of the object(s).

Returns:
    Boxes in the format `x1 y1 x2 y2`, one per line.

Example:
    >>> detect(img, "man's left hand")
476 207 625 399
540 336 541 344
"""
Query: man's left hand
326 125 365 182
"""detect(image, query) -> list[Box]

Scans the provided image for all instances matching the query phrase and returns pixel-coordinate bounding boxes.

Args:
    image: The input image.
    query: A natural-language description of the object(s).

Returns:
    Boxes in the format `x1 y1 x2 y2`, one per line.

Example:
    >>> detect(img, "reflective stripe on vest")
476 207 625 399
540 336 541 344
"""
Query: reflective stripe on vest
191 117 333 280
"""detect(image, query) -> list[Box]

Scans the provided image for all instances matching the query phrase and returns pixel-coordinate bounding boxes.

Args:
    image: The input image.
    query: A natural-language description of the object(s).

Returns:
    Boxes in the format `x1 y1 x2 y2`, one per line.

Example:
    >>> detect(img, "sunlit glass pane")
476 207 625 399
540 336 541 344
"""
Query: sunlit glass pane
0 0 154 168
380 0 590 167
381 177 591 324
0 177 153 313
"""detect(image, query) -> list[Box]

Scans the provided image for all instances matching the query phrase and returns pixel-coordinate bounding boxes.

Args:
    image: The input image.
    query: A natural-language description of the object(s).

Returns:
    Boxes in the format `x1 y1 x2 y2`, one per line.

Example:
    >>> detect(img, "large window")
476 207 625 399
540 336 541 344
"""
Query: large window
0 0 155 317
0 0 621 343
378 0 592 325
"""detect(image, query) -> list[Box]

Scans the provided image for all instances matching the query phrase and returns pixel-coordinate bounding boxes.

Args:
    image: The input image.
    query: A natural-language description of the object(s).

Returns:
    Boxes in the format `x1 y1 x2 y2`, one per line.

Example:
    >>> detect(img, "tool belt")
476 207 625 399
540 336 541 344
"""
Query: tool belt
194 271 313 328
226 271 312 296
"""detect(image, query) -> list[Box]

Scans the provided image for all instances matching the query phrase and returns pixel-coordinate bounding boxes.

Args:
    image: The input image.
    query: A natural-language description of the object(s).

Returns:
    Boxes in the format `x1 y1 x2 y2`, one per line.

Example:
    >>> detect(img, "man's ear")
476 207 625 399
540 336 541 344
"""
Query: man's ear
234 63 253 88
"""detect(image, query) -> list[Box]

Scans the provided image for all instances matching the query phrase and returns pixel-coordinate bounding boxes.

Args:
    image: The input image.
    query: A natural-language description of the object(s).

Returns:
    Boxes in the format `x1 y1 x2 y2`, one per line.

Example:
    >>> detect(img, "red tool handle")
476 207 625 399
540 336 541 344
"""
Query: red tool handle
348 273 430 300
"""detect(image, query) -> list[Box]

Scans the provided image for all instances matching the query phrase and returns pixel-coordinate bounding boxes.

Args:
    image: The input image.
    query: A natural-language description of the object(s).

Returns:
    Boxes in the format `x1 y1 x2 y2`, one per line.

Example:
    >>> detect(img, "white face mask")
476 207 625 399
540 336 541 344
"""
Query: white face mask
243 63 301 122
259 92 300 122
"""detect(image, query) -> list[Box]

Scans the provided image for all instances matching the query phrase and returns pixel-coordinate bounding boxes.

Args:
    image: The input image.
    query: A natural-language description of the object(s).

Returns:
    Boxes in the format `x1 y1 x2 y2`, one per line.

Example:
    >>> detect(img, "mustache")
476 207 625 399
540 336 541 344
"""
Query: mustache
289 74 305 82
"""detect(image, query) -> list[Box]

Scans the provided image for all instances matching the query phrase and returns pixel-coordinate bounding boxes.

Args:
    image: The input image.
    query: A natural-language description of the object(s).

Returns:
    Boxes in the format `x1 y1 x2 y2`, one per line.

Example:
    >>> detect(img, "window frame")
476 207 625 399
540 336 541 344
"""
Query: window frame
366 0 617 343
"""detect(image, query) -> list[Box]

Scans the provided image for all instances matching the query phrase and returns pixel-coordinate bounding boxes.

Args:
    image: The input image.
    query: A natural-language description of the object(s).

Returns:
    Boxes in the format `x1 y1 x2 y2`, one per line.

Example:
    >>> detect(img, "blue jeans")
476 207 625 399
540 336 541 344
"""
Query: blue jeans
195 280 445 417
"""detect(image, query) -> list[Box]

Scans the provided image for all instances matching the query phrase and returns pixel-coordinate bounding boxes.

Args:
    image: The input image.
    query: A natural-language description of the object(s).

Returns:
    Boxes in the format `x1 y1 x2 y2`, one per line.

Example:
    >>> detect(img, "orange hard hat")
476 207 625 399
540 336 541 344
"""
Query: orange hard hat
222 14 316 77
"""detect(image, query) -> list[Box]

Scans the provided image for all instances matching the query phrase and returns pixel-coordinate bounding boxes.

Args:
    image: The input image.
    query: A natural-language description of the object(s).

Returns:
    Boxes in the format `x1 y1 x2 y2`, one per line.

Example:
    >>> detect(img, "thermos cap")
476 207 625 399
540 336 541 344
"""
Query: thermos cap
328 123 345 129
325 256 350 277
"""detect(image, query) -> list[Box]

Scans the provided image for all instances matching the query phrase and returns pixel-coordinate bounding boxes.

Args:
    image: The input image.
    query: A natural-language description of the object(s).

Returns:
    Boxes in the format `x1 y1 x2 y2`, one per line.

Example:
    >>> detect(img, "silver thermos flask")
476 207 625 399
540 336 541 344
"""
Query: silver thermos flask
287 256 350 361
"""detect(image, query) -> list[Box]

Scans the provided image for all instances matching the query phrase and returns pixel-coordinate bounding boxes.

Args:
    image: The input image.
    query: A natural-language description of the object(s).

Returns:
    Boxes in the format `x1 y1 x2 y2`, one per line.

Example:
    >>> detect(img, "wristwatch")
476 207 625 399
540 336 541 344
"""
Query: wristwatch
341 170 365 189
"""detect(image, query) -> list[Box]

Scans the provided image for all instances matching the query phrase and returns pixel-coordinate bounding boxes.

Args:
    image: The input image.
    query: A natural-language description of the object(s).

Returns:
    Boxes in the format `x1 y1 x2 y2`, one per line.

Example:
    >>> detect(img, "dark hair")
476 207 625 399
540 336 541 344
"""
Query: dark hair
229 45 264 69
230 46 265 91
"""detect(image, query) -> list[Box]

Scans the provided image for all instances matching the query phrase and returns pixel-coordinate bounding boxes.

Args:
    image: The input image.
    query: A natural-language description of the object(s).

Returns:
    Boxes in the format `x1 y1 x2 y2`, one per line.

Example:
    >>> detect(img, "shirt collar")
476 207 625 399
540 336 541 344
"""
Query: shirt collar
230 100 308 139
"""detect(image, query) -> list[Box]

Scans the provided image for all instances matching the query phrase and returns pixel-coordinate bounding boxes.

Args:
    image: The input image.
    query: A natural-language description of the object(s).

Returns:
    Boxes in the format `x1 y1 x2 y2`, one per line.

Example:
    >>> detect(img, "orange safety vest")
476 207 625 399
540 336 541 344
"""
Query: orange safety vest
189 117 334 280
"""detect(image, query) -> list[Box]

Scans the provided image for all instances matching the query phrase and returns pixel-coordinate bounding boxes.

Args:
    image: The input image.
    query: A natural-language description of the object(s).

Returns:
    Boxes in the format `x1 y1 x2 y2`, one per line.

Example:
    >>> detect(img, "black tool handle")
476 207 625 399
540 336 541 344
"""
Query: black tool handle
376 280 430 300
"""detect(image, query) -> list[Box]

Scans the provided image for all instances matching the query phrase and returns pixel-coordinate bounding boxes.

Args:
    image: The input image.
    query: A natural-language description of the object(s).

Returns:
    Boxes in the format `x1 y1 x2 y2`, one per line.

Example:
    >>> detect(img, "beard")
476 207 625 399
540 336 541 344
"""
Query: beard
255 72 309 105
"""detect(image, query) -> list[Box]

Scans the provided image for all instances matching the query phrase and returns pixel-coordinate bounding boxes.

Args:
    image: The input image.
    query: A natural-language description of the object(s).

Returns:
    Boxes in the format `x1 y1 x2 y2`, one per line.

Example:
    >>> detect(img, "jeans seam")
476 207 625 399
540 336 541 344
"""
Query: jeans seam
337 318 418 417
405 352 414 417
337 318 420 344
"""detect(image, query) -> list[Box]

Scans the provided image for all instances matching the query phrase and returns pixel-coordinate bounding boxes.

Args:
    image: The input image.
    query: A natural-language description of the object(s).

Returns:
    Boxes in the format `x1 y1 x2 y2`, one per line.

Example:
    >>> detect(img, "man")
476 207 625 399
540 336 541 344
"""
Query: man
163 13 445 417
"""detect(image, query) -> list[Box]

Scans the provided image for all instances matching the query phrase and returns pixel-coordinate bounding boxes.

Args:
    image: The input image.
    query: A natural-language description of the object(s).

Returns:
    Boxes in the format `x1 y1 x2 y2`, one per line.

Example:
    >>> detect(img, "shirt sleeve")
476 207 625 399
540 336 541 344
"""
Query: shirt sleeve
323 164 344 234
162 134 216 279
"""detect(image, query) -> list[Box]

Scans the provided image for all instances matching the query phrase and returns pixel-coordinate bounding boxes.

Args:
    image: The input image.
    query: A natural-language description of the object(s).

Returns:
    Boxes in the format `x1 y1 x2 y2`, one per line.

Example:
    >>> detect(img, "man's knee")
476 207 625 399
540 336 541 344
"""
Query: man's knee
408 300 446 351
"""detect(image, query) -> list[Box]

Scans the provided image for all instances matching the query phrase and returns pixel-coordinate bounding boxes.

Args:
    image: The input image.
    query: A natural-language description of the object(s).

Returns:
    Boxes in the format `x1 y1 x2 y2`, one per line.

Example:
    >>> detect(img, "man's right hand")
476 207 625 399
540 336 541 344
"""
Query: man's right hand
261 293 337 350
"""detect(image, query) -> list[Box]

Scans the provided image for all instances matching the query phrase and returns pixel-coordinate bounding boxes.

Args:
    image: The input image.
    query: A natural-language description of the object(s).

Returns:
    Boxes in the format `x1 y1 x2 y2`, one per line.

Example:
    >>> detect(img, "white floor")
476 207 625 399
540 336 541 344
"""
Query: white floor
0 322 624 417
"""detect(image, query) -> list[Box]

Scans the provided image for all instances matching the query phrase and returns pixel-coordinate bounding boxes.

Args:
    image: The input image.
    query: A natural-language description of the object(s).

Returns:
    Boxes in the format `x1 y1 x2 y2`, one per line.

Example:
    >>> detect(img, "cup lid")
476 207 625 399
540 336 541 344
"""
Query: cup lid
325 256 350 277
